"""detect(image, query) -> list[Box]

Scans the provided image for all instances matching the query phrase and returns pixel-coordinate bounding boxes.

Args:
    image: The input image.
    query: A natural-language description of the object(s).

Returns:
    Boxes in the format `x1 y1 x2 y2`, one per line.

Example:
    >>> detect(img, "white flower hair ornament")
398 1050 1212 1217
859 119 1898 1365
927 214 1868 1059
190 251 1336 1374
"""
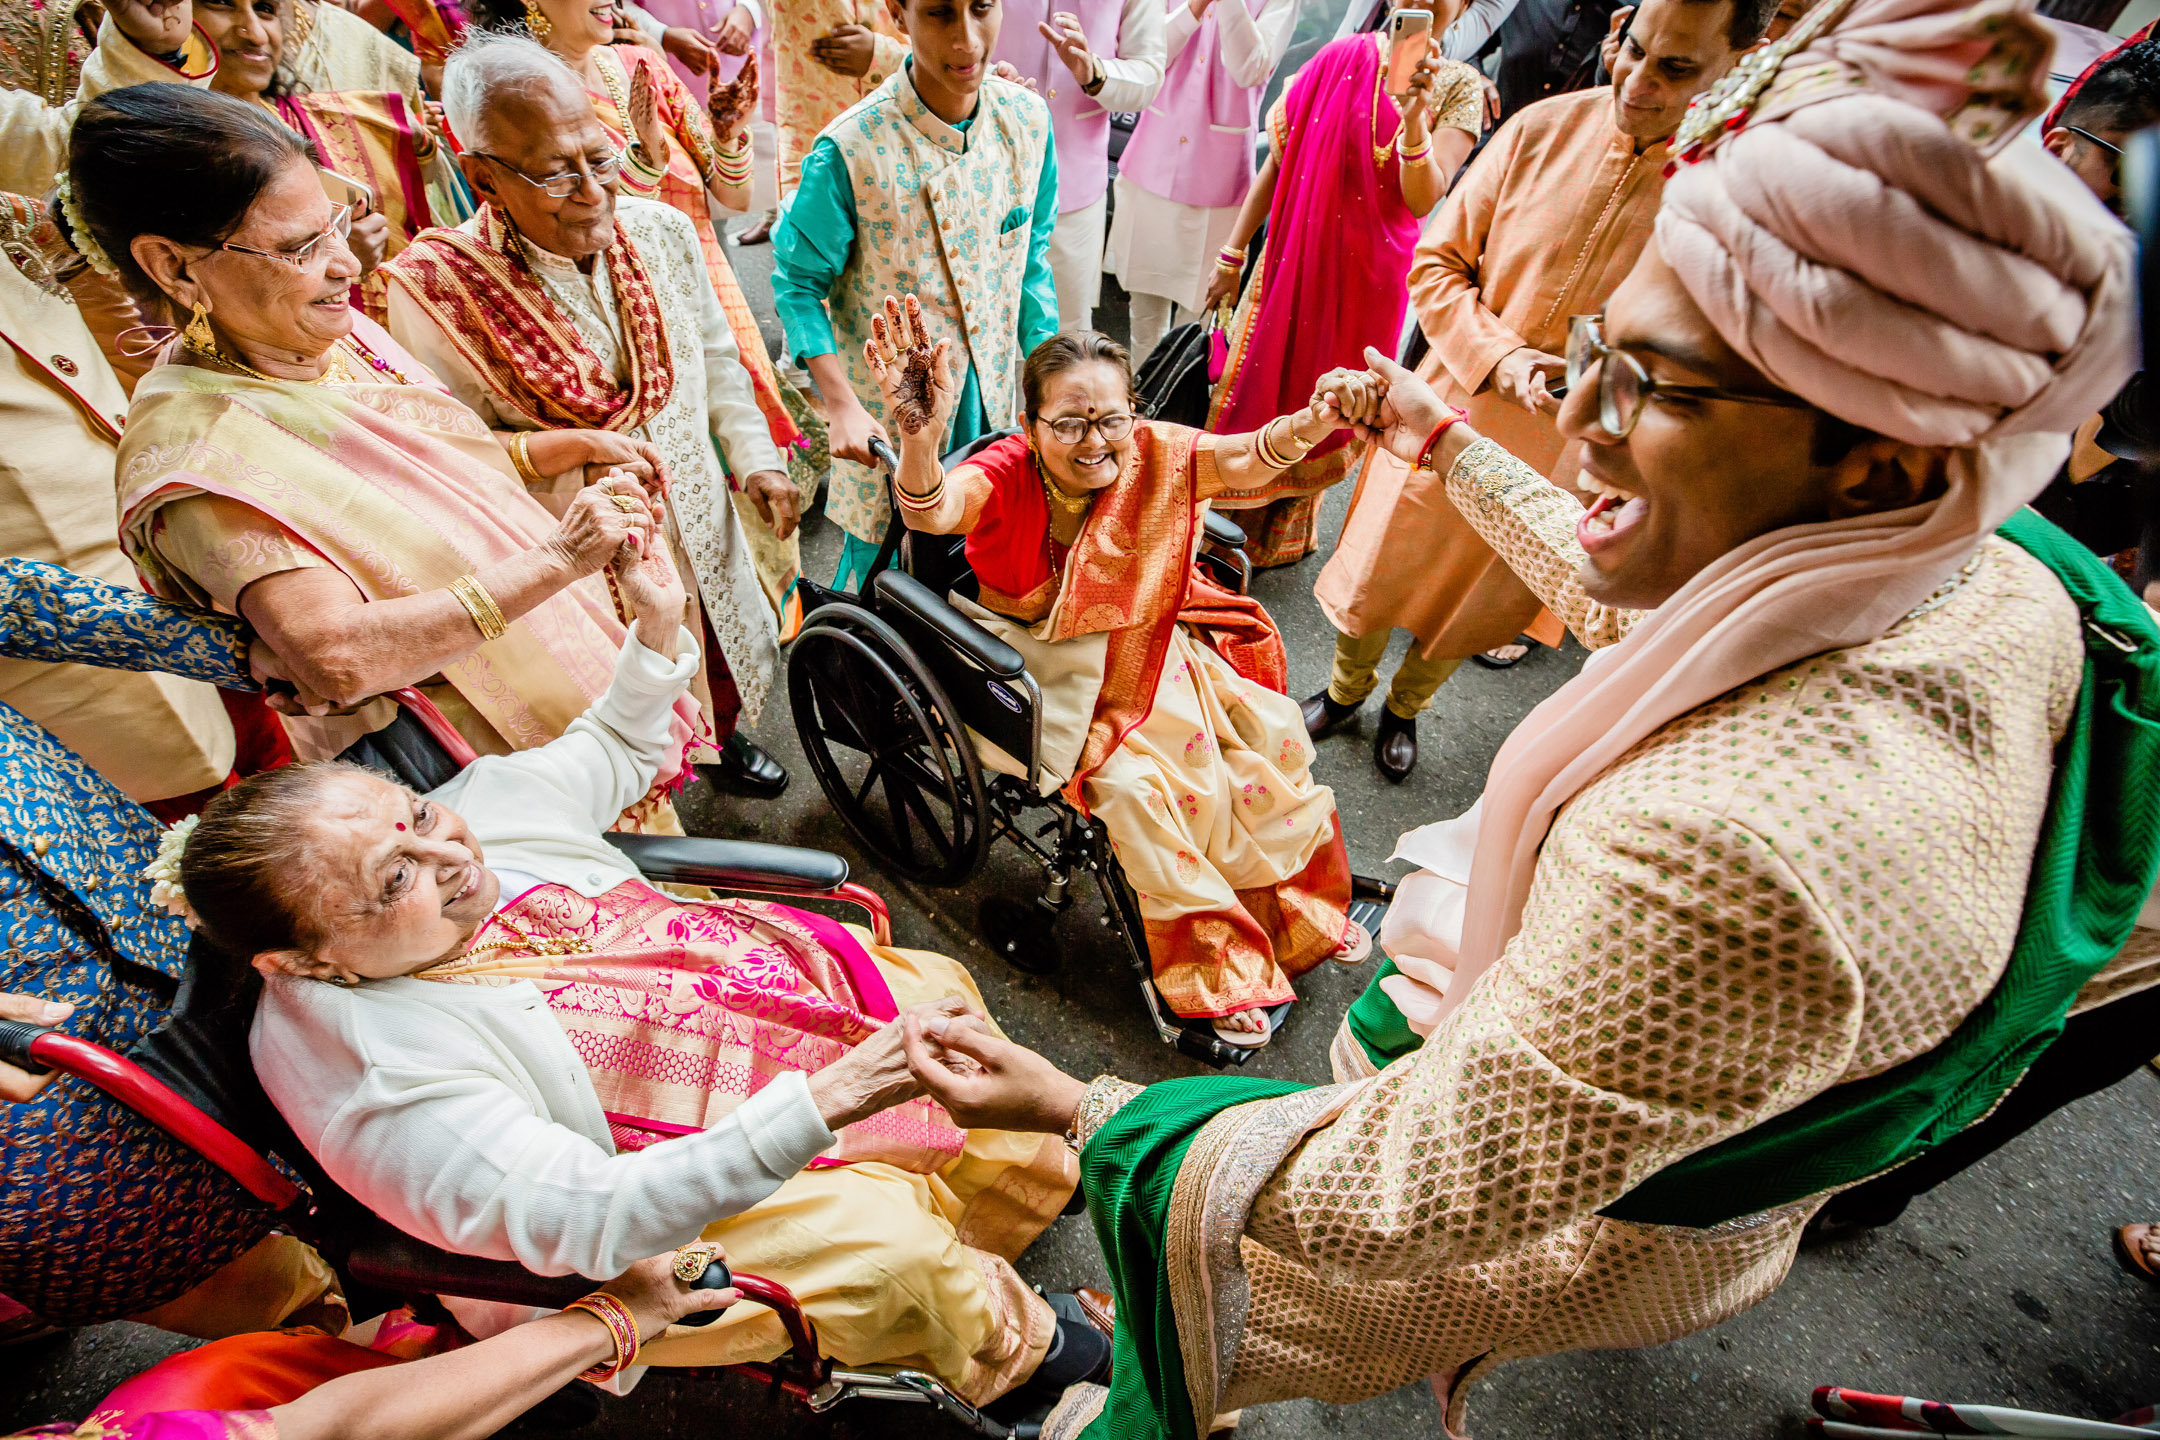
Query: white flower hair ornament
53 171 120 281
143 813 200 928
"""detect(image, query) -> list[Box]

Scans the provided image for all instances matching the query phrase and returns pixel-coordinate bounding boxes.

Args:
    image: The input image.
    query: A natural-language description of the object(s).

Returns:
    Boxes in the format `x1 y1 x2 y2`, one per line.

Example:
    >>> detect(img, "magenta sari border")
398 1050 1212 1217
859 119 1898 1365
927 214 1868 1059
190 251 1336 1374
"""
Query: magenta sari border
775 905 898 1020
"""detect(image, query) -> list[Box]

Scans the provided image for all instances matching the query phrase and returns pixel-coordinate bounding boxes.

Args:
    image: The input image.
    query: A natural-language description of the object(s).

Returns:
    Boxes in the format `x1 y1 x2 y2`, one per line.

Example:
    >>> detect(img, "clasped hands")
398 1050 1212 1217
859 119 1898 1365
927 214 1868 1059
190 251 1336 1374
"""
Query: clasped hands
807 994 1088 1137
1312 347 1474 469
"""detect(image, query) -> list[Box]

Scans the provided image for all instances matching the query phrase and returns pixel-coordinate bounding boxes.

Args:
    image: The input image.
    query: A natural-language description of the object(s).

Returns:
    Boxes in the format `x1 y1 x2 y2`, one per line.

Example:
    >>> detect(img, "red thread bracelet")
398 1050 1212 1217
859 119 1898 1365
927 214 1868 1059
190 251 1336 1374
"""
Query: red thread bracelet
1415 411 1468 471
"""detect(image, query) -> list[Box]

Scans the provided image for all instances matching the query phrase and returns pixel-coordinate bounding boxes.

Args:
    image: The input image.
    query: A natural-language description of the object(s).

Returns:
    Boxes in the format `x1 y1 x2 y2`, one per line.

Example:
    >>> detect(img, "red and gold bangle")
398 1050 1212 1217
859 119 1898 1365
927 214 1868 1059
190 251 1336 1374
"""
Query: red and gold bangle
1415 410 1468 472
565 1292 642 1382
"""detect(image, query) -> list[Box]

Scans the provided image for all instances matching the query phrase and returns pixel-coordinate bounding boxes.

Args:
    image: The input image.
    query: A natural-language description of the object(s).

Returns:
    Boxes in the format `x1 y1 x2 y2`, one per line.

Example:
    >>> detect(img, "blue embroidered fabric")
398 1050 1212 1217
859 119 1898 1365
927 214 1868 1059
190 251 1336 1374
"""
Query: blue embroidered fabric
0 559 273 1323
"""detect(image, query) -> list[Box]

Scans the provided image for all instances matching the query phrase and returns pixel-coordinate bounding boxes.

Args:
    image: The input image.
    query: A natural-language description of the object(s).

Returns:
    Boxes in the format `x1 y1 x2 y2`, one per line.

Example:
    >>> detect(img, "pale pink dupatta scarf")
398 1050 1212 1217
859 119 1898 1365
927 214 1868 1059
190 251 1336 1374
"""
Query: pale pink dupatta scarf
1377 0 2136 1036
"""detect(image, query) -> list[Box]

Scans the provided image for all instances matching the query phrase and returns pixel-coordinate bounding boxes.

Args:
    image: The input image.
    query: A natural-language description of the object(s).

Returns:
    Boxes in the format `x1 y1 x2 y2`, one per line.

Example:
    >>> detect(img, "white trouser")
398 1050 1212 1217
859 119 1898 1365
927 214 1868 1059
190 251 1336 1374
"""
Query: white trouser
1048 194 1108 332
1127 292 1199 367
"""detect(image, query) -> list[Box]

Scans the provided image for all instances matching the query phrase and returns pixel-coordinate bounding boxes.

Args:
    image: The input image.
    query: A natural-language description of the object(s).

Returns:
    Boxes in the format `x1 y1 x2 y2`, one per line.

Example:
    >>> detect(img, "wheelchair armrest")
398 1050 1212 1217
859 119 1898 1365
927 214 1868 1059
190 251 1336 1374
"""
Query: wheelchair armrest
872 569 1025 680
604 834 848 890
1202 508 1247 551
346 1223 593 1310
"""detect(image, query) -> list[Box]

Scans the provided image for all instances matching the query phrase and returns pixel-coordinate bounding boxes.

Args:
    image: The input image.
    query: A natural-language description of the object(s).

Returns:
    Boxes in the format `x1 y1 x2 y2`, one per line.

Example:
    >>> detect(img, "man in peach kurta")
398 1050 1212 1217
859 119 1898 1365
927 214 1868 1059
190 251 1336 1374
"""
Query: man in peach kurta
771 0 906 197
1306 0 1763 781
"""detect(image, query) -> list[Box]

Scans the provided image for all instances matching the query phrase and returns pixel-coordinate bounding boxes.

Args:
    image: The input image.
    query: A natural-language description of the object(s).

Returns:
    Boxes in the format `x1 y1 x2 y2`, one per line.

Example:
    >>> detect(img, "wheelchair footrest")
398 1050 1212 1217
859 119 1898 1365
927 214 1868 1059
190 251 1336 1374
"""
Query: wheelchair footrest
1348 895 1391 939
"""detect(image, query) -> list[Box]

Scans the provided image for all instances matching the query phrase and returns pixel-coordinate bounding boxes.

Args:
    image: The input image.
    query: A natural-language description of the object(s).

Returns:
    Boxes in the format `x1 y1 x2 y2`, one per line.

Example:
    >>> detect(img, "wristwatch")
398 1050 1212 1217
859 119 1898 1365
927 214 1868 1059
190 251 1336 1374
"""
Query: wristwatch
1081 54 1106 97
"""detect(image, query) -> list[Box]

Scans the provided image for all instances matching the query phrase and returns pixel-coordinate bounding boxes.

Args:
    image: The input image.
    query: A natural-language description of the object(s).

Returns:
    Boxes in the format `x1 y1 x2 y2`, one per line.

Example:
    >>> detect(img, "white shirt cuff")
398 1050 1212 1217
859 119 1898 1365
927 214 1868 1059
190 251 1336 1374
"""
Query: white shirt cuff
736 1070 839 1174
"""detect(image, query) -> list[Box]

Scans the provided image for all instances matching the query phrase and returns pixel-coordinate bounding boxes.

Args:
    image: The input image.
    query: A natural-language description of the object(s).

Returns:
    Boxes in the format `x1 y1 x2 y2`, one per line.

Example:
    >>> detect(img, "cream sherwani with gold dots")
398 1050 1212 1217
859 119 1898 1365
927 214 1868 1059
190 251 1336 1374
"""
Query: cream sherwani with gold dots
1052 438 2160 1437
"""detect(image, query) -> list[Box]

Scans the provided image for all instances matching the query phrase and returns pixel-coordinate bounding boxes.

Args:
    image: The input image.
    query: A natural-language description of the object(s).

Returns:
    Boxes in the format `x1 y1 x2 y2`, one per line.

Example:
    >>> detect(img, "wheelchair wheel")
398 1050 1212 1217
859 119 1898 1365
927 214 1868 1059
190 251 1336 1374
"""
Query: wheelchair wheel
789 605 989 886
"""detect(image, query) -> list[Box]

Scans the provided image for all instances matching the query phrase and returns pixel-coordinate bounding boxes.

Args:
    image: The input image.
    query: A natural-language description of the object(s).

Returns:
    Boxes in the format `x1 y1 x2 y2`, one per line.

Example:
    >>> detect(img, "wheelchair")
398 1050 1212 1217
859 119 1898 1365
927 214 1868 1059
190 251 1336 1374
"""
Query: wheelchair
789 436 1393 1069
0 691 1047 1439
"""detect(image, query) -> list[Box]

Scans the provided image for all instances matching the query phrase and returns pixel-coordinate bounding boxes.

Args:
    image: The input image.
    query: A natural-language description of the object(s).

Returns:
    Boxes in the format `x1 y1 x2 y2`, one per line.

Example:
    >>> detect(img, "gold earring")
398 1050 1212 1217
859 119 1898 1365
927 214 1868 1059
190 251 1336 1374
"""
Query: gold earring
181 301 214 354
523 1 553 39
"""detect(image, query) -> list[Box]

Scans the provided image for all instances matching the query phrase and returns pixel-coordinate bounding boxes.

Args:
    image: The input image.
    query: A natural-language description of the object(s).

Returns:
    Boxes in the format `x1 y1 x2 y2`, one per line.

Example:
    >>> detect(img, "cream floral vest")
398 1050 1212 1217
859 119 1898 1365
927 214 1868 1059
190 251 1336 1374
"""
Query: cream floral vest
823 70 1050 543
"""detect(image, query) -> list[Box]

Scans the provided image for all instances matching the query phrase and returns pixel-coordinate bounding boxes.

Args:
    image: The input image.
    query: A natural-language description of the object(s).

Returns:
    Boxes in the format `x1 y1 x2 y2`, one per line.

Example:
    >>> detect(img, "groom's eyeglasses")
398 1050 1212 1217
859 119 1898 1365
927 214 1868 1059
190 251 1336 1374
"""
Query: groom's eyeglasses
1565 314 1810 438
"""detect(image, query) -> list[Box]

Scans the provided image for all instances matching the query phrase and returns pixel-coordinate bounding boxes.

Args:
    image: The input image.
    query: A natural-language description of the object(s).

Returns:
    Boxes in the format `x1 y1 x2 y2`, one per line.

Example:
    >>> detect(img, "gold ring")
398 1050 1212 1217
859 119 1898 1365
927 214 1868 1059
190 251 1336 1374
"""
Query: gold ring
609 494 643 514
673 1243 719 1283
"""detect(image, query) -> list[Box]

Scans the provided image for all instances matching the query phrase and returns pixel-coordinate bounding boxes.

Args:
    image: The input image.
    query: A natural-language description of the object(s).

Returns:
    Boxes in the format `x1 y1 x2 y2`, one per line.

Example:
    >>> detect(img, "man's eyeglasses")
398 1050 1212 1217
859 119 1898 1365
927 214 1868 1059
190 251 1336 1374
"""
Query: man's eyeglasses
471 148 627 199
2066 125 2123 188
1565 314 1810 438
219 203 353 269
1039 411 1135 445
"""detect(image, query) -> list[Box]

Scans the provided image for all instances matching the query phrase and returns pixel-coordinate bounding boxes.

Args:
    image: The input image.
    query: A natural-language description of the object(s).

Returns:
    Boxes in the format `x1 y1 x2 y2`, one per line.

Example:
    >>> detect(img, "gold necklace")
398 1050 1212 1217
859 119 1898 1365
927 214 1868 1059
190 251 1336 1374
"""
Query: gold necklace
1369 32 1399 170
1034 455 1093 517
462 910 594 960
187 335 357 385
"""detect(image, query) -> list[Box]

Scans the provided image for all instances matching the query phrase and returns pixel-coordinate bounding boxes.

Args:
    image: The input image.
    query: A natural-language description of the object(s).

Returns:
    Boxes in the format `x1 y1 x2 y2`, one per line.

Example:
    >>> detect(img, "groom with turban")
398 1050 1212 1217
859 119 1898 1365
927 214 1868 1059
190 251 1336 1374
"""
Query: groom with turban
886 0 2159 1434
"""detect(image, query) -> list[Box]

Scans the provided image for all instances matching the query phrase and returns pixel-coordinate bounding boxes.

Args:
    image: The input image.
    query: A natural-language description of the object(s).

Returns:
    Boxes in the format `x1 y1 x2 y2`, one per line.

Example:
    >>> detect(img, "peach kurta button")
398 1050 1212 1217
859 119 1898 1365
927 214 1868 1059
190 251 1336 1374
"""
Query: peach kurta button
50 355 78 376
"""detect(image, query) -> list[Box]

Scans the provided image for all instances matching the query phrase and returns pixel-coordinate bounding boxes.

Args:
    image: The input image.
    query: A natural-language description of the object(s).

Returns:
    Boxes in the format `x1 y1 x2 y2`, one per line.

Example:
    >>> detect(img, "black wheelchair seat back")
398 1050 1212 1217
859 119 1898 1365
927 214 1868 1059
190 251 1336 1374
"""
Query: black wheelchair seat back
871 570 1041 785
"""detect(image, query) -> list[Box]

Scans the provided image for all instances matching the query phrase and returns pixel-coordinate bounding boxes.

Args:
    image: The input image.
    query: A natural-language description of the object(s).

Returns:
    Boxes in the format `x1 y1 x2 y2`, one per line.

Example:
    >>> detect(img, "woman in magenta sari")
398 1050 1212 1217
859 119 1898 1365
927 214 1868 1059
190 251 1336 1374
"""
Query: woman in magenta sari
1204 6 1485 566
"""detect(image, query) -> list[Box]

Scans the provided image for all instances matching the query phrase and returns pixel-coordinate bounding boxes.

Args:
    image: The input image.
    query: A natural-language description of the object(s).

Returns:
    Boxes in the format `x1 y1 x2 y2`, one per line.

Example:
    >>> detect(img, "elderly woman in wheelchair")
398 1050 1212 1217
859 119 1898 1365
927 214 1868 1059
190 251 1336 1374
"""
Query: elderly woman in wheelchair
863 296 1373 1050
163 528 1100 1414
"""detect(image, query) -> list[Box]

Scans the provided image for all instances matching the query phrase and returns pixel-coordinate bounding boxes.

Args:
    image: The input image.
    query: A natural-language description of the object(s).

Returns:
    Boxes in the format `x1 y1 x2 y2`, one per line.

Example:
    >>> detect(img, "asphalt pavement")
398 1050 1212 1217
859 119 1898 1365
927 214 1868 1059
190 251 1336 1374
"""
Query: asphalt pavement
7 227 2156 1440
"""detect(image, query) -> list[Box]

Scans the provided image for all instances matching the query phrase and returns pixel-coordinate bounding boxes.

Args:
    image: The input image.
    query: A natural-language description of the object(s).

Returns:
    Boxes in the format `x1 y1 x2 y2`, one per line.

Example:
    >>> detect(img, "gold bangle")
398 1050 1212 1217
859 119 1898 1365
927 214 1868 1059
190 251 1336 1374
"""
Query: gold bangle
448 574 508 642
563 1293 641 1383
895 476 945 511
509 431 546 488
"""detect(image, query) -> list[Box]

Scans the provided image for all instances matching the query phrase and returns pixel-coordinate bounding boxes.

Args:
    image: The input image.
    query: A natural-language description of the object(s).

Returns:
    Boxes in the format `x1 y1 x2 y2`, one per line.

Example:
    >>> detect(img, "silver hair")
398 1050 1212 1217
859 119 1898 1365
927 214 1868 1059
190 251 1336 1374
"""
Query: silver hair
439 29 585 155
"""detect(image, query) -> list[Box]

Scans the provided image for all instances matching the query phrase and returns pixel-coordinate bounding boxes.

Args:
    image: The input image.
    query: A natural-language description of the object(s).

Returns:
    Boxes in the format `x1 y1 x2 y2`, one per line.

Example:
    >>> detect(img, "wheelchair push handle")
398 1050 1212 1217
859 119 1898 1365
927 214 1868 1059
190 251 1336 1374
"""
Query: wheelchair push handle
0 1018 53 1073
672 1255 735 1327
869 435 900 474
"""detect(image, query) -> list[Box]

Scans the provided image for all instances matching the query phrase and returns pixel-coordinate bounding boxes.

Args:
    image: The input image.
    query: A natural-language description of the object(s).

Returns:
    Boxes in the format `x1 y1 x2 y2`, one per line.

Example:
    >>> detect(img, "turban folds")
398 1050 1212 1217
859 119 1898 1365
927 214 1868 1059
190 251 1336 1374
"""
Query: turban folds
1658 0 2133 447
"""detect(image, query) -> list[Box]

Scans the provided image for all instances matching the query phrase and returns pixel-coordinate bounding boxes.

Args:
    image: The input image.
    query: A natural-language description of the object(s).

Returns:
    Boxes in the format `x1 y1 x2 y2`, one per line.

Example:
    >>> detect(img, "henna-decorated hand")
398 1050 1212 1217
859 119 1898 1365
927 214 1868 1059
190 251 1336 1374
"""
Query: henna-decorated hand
627 64 673 175
863 293 958 439
708 53 758 144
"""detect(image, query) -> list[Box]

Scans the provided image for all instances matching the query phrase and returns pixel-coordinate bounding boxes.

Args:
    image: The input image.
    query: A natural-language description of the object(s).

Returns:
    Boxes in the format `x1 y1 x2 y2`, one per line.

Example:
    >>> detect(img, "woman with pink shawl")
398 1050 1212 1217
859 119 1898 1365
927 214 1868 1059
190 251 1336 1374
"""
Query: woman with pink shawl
887 0 2156 1435
1203 6 1485 566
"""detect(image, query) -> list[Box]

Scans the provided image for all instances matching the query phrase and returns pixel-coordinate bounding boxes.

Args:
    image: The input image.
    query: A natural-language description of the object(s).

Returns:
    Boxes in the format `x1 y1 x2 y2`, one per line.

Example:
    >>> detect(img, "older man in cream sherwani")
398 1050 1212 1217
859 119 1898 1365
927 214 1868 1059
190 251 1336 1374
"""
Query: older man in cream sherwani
385 32 795 795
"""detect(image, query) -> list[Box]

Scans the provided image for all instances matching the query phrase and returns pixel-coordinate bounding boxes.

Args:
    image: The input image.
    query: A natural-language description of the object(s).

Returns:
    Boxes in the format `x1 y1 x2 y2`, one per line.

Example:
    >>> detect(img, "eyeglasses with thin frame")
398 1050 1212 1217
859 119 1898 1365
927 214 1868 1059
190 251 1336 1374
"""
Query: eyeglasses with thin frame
2066 125 2124 187
470 148 628 199
1565 314 1810 438
218 202 354 269
1038 411 1136 445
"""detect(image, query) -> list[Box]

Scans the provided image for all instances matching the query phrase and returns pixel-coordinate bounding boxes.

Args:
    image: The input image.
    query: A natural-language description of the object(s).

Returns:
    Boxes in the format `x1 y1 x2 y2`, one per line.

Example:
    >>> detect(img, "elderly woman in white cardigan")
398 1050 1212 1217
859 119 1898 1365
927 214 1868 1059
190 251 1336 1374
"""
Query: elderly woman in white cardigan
166 489 1106 1410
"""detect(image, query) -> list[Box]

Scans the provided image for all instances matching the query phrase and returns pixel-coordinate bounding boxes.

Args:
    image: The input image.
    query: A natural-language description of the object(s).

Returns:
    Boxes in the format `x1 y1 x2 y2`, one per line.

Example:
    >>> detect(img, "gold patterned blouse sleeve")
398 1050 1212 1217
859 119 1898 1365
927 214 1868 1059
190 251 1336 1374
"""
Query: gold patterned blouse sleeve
1244 787 1868 1278
1431 59 1487 138
1444 436 1639 648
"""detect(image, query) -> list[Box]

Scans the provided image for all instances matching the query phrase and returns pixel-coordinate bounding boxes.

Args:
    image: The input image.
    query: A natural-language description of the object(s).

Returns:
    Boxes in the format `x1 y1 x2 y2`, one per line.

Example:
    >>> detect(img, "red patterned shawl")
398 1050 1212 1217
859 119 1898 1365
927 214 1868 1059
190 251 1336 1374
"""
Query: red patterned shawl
961 424 1288 813
381 204 675 431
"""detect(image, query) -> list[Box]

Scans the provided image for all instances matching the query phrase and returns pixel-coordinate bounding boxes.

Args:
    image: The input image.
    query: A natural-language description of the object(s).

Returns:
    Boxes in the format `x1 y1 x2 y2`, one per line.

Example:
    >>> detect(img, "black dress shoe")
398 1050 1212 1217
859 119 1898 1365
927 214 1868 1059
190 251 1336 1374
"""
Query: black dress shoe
698 732 789 798
1300 689 1361 739
1374 707 1418 783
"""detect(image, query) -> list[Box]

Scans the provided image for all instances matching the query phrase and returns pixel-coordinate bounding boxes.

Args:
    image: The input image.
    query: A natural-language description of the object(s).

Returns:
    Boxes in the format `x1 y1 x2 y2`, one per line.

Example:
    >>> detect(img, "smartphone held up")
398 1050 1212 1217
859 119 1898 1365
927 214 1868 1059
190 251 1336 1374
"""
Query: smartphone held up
1386 7 1433 97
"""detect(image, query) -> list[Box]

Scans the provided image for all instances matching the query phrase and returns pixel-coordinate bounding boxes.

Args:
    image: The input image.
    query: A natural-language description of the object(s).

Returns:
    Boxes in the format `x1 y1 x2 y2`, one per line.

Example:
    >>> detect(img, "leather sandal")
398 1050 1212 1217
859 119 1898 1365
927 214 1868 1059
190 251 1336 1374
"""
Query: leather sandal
2114 1223 2160 1283
1471 635 1536 670
1075 1288 1116 1336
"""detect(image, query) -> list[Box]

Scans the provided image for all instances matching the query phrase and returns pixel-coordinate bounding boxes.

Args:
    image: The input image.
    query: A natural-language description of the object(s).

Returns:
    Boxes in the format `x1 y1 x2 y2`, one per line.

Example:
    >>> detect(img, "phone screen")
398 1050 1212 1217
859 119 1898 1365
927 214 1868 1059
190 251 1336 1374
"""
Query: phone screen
1386 9 1434 97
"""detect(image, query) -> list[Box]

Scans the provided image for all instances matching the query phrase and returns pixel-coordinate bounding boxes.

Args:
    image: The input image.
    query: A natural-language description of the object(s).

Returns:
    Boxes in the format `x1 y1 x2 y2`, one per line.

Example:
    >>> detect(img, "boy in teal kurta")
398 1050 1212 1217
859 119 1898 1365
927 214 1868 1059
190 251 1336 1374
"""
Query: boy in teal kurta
772 0 1060 592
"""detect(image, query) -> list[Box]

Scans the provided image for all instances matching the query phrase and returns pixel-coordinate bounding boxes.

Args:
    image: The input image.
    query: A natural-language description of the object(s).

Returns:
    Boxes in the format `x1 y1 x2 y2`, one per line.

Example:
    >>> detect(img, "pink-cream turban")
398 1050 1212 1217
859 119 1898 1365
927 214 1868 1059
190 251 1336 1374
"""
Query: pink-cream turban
1372 0 2137 1043
1656 0 2132 448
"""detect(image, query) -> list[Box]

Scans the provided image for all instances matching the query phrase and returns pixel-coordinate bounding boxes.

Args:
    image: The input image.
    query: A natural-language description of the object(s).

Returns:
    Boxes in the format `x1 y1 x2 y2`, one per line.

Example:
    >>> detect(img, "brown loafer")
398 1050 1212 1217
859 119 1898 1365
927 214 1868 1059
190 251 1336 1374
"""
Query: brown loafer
1075 1287 1116 1336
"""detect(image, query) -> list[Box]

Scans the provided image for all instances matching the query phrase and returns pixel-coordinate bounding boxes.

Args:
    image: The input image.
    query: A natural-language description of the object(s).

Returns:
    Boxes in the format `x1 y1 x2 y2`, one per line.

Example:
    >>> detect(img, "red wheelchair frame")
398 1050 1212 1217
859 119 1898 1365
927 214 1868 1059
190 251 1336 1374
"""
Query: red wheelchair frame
0 690 1042 1438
